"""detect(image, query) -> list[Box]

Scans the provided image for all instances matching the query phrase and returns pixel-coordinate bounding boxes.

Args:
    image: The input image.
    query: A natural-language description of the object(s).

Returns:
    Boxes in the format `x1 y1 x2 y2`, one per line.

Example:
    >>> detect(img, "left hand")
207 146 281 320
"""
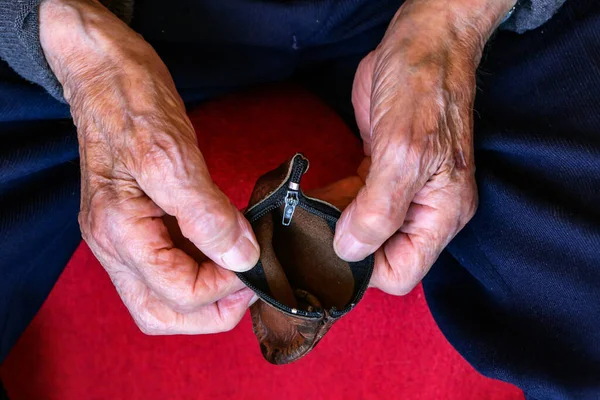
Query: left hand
333 0 516 295
40 0 259 335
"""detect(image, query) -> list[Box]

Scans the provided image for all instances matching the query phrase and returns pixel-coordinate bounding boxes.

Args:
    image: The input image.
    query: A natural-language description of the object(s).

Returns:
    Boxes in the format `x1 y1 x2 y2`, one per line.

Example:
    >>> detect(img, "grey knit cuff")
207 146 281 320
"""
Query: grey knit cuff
0 0 63 101
501 0 567 34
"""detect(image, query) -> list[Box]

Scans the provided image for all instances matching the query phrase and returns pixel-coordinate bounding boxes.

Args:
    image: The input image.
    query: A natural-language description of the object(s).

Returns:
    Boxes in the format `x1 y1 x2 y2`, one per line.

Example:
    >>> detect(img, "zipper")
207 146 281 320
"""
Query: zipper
282 182 299 226
246 154 339 225
240 154 373 319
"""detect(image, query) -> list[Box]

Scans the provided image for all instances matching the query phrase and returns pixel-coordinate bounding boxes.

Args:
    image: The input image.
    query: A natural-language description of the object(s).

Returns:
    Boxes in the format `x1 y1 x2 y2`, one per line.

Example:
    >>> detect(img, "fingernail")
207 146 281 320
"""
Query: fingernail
334 232 372 262
221 235 259 272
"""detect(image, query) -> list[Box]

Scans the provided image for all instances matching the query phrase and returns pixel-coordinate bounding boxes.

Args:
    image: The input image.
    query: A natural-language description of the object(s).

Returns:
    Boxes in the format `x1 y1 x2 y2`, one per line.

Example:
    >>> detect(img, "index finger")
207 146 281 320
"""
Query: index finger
370 181 476 294
134 129 259 273
113 197 246 314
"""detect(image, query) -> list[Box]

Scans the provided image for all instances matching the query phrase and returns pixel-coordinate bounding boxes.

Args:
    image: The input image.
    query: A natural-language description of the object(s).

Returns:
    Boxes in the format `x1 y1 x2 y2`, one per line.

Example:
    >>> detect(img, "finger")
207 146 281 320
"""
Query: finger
336 69 454 262
135 134 259 272
334 156 424 262
370 184 476 295
357 157 371 182
103 192 246 313
116 271 257 335
170 288 258 334
351 52 376 155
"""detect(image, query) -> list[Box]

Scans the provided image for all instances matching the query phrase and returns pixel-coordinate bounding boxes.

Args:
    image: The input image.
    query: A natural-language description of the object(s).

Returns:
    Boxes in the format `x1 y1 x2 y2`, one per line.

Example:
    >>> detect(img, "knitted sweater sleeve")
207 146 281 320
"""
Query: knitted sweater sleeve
502 0 567 33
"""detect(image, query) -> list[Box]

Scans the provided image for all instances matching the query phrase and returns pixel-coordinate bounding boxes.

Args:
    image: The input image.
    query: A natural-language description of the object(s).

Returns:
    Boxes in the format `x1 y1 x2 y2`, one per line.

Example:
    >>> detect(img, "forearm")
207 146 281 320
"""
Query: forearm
39 0 172 118
383 0 516 69
40 0 140 93
447 0 518 34
0 0 133 101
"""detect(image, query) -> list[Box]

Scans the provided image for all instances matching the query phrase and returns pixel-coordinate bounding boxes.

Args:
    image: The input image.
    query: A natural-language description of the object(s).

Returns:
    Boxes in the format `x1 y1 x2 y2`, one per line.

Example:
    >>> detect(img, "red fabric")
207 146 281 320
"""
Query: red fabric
1 85 523 400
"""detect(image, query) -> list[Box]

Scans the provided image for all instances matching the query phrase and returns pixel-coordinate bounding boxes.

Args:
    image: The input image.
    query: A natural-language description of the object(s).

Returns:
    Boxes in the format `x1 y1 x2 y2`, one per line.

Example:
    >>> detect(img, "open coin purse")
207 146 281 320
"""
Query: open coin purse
236 154 374 365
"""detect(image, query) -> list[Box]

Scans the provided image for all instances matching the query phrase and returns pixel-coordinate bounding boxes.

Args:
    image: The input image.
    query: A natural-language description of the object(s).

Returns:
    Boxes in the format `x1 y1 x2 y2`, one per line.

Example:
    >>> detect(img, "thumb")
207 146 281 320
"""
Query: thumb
334 149 423 262
333 181 410 262
136 140 259 272
352 51 375 155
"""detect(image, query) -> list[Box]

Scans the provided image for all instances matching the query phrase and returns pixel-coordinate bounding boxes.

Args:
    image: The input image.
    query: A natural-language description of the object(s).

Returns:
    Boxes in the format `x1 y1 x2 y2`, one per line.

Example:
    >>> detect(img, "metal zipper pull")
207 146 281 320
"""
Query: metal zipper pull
282 181 300 226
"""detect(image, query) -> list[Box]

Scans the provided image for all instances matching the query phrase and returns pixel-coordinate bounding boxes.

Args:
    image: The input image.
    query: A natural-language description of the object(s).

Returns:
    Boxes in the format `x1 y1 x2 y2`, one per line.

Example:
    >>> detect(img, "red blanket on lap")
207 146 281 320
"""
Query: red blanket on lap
0 85 522 400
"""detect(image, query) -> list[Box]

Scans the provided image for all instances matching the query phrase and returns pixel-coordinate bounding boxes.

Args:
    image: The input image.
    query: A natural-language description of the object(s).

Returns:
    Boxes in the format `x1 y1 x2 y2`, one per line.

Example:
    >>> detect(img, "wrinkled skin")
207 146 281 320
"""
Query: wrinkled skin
40 0 260 334
38 0 515 335
333 0 516 295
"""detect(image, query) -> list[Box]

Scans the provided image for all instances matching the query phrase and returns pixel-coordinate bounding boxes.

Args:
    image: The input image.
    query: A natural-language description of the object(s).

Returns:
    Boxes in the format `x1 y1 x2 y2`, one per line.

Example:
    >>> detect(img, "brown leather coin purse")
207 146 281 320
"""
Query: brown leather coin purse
237 153 374 365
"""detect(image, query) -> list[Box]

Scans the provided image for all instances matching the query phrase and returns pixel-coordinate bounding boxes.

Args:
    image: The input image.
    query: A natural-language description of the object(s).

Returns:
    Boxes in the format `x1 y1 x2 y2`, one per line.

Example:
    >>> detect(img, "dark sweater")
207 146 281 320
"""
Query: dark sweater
0 0 566 103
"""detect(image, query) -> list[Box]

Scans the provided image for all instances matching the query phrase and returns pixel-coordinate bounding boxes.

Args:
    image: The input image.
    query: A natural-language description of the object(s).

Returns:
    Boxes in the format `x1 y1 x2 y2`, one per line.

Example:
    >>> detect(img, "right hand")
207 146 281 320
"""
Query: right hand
39 0 260 334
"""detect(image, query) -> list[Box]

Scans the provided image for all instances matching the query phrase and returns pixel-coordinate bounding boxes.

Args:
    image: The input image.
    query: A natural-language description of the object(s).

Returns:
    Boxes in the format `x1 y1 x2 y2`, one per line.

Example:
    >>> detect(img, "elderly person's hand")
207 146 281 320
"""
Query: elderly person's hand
39 0 260 334
334 0 516 294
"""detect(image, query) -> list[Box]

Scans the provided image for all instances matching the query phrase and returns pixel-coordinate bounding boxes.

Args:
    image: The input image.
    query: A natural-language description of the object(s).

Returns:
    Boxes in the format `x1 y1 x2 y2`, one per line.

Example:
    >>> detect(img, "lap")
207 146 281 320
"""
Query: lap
3 2 599 398
0 116 81 363
424 1 600 398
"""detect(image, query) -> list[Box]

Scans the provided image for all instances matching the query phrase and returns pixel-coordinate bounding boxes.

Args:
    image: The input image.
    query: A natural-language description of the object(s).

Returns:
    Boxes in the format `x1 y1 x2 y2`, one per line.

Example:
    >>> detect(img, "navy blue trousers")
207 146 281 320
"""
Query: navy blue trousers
1 1 599 399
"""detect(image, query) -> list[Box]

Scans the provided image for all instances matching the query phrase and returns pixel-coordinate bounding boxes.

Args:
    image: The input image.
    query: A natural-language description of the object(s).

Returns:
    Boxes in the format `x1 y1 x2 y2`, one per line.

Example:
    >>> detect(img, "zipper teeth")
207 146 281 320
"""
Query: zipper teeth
330 258 373 317
245 154 308 216
242 196 345 319
237 276 323 319
245 156 308 221
247 200 284 224
246 194 338 225
242 155 372 319
290 158 308 182
245 180 289 217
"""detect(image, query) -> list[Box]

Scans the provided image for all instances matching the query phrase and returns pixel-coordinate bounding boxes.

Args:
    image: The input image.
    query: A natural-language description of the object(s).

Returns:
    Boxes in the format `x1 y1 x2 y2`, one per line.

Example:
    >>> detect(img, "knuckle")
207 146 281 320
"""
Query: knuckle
80 187 114 243
213 319 236 333
87 199 114 249
146 246 178 269
387 282 415 296
136 321 157 336
213 312 241 333
135 138 180 183
137 146 175 183
220 319 239 332
169 292 199 314
423 226 446 250
136 134 197 185
383 252 427 296
141 138 177 169
386 269 420 296
354 198 402 242
179 199 236 249
208 296 246 333
145 251 204 312
355 212 390 243
134 313 164 336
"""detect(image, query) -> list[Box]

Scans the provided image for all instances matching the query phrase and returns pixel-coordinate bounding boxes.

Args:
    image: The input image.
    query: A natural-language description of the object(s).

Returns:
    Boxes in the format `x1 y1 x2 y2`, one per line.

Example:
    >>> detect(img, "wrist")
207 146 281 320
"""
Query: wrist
39 0 151 97
388 0 517 64
39 0 100 78
447 0 517 48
